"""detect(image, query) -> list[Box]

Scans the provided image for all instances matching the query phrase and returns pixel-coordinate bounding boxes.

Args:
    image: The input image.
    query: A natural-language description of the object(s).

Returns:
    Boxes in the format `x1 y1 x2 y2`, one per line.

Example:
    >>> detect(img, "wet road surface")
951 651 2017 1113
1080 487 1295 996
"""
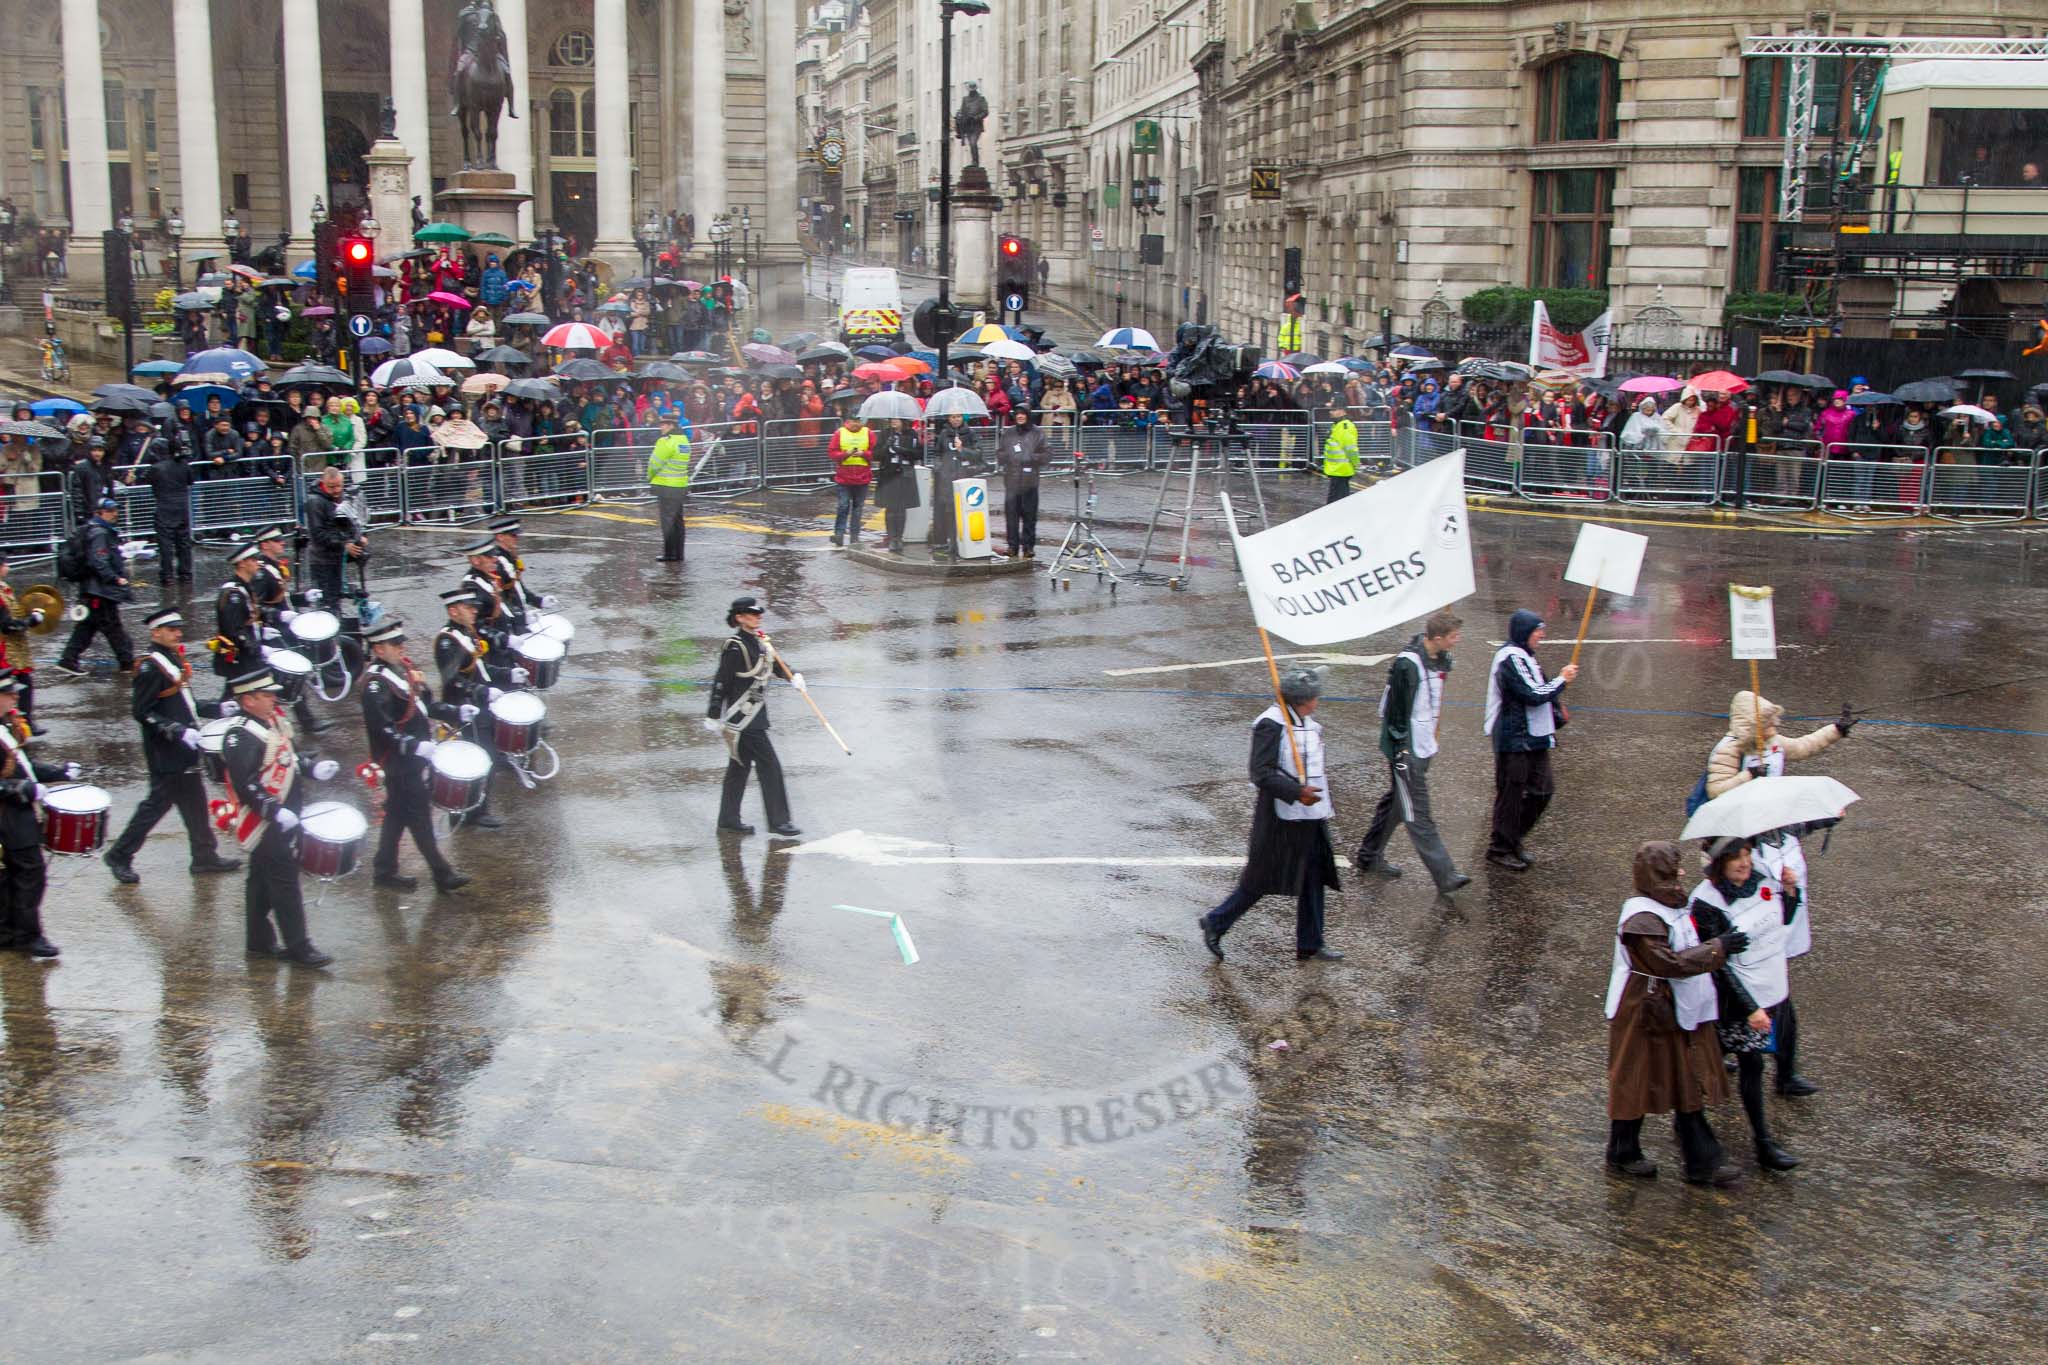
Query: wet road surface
1 471 2044 1361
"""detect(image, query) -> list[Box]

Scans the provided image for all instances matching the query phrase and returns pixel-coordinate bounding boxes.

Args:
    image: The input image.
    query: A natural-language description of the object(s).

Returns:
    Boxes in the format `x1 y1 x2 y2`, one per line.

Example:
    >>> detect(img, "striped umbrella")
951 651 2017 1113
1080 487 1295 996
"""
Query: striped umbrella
540 321 609 350
369 357 450 389
1097 327 1160 350
1253 361 1299 381
955 323 1013 347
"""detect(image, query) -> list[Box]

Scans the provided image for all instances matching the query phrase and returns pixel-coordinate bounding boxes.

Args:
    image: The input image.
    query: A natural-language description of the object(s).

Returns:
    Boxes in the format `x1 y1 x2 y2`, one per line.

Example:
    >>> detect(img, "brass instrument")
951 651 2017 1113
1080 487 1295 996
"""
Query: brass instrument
13 584 65 666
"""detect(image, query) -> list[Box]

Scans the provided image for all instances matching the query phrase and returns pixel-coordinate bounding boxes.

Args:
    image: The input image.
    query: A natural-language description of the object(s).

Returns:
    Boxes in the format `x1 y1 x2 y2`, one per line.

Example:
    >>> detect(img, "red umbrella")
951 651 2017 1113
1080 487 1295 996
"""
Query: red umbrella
852 361 901 381
427 290 473 309
1689 370 1749 394
541 322 609 350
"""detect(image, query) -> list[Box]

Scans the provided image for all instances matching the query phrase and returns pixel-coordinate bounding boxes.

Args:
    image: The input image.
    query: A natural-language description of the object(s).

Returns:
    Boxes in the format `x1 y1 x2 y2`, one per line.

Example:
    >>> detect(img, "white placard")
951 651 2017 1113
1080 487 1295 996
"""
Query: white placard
1563 522 1649 597
1728 585 1777 660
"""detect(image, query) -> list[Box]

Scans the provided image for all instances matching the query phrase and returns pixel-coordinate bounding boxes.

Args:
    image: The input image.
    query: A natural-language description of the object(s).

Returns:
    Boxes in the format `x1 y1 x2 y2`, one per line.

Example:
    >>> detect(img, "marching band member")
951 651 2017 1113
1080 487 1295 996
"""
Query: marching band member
103 607 243 885
703 596 801 837
252 526 325 735
362 619 474 891
485 518 559 637
459 539 517 653
0 550 49 733
0 676 83 959
210 544 266 701
434 587 517 830
219 666 339 968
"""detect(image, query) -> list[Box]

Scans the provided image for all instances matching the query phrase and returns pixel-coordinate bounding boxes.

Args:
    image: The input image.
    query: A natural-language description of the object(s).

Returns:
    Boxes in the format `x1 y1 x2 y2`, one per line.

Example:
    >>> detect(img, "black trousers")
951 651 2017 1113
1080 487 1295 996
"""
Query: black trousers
1325 474 1351 503
244 831 309 953
1772 996 1802 1086
0 839 49 946
155 524 194 583
375 771 456 881
1731 1000 1794 1145
1005 486 1040 555
59 597 133 669
1203 862 1328 955
883 507 908 544
1607 1112 1724 1181
109 770 221 863
719 726 791 828
310 558 345 613
657 487 689 560
12 669 35 723
1488 747 1555 857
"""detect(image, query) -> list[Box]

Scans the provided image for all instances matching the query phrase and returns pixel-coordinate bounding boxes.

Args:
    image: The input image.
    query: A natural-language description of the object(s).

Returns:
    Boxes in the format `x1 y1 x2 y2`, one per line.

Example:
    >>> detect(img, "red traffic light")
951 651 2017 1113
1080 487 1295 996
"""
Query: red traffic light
342 237 374 266
1000 237 1022 256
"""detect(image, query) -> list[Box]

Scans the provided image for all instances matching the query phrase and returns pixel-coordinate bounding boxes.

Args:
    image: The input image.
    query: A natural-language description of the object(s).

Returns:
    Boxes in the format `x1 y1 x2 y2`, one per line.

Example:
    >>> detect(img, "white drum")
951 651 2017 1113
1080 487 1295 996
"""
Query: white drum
199 717 237 784
267 647 314 703
296 800 368 879
534 613 575 647
430 739 492 811
489 690 546 754
515 634 565 689
289 609 343 666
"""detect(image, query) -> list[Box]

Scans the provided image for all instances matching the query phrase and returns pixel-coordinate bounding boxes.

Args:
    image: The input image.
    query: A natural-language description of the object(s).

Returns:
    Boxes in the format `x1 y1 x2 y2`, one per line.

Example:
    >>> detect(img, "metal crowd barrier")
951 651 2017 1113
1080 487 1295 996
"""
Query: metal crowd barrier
1816 443 1932 518
1923 450 2035 524
759 418 836 490
1621 447 1725 506
1450 420 1521 491
497 438 592 512
585 425 662 503
1737 442 1823 511
1516 427 1618 503
0 472 71 556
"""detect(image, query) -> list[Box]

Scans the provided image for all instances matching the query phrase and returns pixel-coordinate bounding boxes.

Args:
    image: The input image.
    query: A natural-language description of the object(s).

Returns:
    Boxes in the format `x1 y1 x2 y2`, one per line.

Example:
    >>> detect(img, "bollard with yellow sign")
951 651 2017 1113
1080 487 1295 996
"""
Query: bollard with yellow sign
953 478 992 558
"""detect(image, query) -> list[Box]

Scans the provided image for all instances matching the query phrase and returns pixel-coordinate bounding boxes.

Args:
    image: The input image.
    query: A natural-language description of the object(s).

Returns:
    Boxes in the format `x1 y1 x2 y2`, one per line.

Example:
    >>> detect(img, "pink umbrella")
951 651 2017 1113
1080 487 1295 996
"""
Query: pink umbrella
427 290 473 309
1618 375 1681 394
541 321 610 350
300 305 336 318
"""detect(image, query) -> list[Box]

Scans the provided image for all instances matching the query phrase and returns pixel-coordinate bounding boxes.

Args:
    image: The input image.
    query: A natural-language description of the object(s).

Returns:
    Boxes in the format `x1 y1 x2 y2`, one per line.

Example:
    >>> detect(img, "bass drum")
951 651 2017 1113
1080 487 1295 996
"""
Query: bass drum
296 801 367 879
490 690 545 755
41 783 111 855
514 634 565 690
430 739 492 811
199 717 238 784
267 647 314 703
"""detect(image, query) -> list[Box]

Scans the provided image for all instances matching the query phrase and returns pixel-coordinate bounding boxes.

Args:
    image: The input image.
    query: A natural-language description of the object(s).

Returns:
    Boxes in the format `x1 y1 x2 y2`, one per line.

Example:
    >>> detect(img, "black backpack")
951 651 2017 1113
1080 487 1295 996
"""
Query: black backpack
55 524 90 582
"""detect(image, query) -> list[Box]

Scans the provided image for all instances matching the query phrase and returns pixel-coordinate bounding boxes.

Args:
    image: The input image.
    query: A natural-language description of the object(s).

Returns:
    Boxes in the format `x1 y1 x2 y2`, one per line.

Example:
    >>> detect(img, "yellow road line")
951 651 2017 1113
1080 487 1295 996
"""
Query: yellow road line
1470 502 1866 536
564 506 842 538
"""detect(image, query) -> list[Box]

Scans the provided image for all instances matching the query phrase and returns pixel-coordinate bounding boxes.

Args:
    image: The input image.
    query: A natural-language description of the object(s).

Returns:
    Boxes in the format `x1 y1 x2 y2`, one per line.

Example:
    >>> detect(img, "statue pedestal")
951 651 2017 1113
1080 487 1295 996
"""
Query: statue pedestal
363 138 416 265
435 169 532 248
951 165 1001 316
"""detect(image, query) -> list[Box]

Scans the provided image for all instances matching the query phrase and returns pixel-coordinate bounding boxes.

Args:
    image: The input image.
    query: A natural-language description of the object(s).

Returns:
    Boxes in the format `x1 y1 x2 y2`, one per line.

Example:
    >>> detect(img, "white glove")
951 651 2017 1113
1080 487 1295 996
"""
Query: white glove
311 759 340 781
510 666 529 686
273 807 300 831
701 717 722 735
27 610 44 626
485 688 504 703
303 588 323 605
458 704 480 722
414 739 439 760
179 727 202 750
790 672 807 693
219 699 240 715
279 609 298 623
506 633 529 652
32 783 49 803
62 762 82 780
259 645 276 661
539 594 560 611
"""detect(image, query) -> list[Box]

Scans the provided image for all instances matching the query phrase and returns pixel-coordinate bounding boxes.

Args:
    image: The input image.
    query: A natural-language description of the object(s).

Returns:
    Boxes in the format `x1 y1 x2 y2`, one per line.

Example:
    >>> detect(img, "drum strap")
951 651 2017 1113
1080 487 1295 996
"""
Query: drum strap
222 718 298 852
153 647 194 700
372 661 423 726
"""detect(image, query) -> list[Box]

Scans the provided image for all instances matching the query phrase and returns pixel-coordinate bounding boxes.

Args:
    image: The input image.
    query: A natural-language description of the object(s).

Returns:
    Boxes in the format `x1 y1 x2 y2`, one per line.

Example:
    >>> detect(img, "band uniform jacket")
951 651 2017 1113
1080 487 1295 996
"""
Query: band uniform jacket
0 725 76 846
706 630 779 733
134 644 224 777
434 623 513 712
220 716 315 835
363 661 460 770
213 576 262 678
460 569 514 648
491 551 544 631
0 583 33 671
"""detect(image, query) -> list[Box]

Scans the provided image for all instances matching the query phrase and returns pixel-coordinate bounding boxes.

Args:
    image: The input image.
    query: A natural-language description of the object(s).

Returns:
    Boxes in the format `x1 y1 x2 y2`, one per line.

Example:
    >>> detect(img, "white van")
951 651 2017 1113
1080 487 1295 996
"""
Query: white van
839 267 904 342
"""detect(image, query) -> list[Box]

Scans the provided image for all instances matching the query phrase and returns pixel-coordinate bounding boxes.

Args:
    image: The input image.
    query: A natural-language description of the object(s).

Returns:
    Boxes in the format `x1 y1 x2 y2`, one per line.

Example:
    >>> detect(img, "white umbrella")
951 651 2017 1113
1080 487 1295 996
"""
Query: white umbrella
1302 361 1352 376
1097 327 1160 350
923 387 990 419
410 346 478 370
980 338 1037 362
1937 403 1996 425
1679 775 1860 843
858 391 924 421
370 357 449 389
431 417 492 450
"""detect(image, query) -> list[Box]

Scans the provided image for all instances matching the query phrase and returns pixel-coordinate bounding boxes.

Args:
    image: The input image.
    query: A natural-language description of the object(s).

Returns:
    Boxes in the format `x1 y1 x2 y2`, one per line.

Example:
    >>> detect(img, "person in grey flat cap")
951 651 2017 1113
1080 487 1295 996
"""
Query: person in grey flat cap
1197 666 1344 963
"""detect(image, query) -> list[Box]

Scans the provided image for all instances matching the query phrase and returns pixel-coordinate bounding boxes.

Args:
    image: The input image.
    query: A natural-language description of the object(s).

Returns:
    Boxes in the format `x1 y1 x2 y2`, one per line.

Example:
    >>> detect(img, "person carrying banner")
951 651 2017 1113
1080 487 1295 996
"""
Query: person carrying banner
1352 610 1471 896
1483 609 1577 871
1197 667 1343 964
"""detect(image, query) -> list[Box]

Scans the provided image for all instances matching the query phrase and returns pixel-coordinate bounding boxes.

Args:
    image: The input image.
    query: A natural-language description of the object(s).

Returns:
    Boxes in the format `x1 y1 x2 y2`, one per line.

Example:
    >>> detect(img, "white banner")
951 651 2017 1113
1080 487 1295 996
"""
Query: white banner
1224 452 1475 647
1564 522 1650 597
1528 301 1614 379
1728 584 1777 660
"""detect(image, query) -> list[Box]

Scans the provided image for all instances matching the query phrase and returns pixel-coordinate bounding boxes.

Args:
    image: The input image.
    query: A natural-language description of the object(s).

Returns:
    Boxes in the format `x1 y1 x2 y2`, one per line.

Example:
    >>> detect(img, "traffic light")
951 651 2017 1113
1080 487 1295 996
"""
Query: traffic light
312 221 340 297
340 235 376 313
997 234 1030 311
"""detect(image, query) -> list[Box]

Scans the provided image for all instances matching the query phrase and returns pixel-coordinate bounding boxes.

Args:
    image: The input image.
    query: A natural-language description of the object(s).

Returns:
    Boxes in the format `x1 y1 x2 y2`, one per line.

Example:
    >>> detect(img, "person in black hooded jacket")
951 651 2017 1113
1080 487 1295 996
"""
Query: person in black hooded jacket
1482 608 1576 871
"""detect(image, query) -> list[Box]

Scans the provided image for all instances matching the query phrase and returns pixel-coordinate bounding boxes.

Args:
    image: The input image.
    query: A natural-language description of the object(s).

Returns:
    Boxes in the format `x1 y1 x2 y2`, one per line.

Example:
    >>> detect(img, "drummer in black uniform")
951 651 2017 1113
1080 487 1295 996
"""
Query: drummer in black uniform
0 676 83 959
486 518 559 636
704 596 802 837
209 544 266 701
362 618 474 892
219 665 339 967
252 525 325 734
104 607 244 885
433 586 517 830
459 538 517 651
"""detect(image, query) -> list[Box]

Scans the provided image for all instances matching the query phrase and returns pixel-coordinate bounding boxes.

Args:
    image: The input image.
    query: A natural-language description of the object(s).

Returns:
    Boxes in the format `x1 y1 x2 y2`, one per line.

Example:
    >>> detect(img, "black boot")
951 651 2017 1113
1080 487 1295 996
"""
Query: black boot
1757 1138 1801 1171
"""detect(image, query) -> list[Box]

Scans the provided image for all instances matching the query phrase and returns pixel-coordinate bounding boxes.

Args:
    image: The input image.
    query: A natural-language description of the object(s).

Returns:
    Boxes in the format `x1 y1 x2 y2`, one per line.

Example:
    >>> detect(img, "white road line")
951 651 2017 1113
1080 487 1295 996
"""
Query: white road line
365 1332 421 1343
344 1192 396 1207
782 830 1240 868
394 1306 423 1320
357 1229 416 1241
1106 651 1392 677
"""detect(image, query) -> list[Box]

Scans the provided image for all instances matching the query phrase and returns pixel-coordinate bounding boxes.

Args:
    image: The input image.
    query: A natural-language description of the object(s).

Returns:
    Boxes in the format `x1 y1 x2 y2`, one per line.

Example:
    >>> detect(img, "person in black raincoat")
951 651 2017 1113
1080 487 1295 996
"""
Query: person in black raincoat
1197 667 1343 963
871 417 922 553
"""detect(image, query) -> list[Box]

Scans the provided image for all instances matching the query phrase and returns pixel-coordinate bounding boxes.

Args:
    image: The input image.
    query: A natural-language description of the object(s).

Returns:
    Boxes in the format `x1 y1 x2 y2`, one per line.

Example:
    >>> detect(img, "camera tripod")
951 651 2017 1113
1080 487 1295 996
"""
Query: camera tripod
1045 457 1126 592
1132 414 1270 591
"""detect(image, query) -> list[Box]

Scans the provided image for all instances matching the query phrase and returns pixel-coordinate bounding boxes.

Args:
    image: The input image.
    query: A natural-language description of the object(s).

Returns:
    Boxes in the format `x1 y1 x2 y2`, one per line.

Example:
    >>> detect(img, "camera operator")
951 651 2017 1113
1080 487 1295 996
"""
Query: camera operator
999 409 1049 559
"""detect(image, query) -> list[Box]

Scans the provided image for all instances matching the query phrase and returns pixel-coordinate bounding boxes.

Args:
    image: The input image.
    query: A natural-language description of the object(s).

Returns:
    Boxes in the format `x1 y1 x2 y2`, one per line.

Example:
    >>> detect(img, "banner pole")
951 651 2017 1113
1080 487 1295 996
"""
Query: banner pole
1750 659 1765 756
1567 558 1603 671
1257 627 1307 781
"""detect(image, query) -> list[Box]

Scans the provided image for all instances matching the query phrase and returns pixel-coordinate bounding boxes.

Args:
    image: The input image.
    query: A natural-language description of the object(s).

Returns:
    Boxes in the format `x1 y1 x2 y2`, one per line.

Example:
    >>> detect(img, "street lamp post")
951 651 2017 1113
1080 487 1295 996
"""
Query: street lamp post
116 208 137 374
166 208 185 288
738 206 756 310
935 0 992 409
707 214 733 338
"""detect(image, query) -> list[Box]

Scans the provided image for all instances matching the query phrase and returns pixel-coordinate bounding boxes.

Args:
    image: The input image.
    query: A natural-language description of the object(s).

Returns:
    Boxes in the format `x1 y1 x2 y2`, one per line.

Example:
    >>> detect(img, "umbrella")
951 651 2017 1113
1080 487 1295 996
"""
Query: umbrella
853 362 905 381
229 263 263 281
1688 370 1749 395
426 290 473 309
955 323 1014 347
257 276 299 289
275 364 354 390
1680 775 1859 843
461 373 511 396
387 248 436 262
357 337 394 355
91 393 155 416
741 342 797 366
554 358 623 382
413 222 473 243
169 384 240 412
195 272 229 288
1388 343 1437 360
469 232 516 248
1531 369 1581 391
181 347 267 380
1281 352 1323 367
1302 361 1353 376
502 278 534 291
671 351 724 366
1066 350 1108 368
1407 358 1449 373
1957 368 2015 382
888 357 934 376
1798 373 1835 390
1843 390 1899 408
474 345 532 367
172 292 212 311
858 391 924 421
291 260 318 280
855 344 898 360
1892 378 1959 405
1337 358 1375 373
1753 369 1810 386
504 312 551 327
980 338 1037 362
1938 404 1997 424
1618 375 1682 394
28 398 86 418
635 362 690 382
541 322 609 350
0 420 68 441
369 357 450 388
501 378 564 402
758 363 806 381
1578 376 1622 398
596 300 633 314
94 382 161 404
797 345 849 365
410 346 477 370
1036 354 1078 380
431 417 491 450
922 387 990 419
1097 327 1160 350
300 305 336 318
173 372 235 386
780 331 824 350
1254 361 1300 381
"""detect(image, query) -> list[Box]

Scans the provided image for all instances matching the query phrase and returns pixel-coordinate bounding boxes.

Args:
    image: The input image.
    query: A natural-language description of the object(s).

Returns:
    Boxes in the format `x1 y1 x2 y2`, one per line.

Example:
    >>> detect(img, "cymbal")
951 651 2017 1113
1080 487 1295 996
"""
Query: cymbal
18 585 65 635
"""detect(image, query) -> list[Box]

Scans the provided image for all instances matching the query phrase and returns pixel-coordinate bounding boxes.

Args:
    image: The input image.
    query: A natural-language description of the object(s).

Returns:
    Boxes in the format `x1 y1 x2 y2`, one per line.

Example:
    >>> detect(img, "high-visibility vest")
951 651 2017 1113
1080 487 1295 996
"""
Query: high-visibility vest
1277 315 1302 353
648 432 693 488
837 425 872 466
1322 419 1358 478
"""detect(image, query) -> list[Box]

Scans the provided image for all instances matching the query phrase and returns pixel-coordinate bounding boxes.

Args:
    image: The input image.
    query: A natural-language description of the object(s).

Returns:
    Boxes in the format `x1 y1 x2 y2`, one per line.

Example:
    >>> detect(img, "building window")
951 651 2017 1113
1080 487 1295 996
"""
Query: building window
1529 169 1613 288
139 89 156 155
1533 54 1618 144
1742 57 1851 140
549 89 577 156
552 29 595 67
1733 167 1778 294
104 81 127 152
1929 108 2048 185
27 86 45 152
581 89 596 157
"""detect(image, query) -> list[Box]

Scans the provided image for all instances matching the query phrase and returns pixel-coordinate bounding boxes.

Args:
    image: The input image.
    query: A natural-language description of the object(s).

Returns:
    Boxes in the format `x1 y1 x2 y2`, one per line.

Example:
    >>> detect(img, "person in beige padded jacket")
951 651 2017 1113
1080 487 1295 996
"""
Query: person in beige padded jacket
1704 690 1855 799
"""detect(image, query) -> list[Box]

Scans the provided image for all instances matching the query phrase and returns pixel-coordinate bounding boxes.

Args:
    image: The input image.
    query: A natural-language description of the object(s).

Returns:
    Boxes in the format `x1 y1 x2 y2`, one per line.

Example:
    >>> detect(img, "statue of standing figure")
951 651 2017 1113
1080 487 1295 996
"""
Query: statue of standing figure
954 82 989 168
449 0 518 170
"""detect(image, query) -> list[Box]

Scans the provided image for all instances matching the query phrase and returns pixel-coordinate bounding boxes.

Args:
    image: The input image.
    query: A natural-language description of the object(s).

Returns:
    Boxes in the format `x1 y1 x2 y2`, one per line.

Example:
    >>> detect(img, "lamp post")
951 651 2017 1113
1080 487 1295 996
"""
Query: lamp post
116 208 137 373
707 214 733 337
738 205 756 308
934 0 992 407
310 195 327 230
166 208 185 288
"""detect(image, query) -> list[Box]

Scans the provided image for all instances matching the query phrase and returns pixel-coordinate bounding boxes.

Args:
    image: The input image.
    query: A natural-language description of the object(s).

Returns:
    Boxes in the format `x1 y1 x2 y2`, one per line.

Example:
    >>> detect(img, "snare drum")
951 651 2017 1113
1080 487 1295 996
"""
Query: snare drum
199 717 237 784
267 647 314 703
534 613 575 648
296 801 367 879
289 610 342 667
489 690 546 755
430 739 492 811
41 784 111 855
515 634 565 690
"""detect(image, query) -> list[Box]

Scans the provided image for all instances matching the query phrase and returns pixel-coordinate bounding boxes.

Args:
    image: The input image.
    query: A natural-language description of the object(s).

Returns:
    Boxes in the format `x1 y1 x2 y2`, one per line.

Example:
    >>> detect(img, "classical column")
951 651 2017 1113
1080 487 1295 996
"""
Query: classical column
691 0 726 230
171 0 224 265
388 0 432 206
761 0 798 318
498 0 534 238
281 0 326 249
60 0 112 241
593 0 632 251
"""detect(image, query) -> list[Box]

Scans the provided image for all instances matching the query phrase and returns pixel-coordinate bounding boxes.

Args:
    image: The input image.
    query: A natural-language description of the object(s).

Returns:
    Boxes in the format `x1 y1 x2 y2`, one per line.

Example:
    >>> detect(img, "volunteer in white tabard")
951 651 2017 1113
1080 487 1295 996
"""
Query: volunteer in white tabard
1483 608 1577 872
1197 668 1344 964
1687 838 1803 1173
1605 841 1751 1186
1351 608 1471 896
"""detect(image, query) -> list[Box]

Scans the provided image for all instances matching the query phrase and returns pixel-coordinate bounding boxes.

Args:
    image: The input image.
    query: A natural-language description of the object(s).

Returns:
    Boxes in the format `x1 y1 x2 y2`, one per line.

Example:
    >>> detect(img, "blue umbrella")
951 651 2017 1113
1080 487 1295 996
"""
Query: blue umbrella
131 359 184 377
856 344 897 359
171 384 241 412
905 350 940 370
503 278 535 292
291 260 319 280
1337 358 1374 373
357 336 394 355
181 347 267 380
30 397 86 418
